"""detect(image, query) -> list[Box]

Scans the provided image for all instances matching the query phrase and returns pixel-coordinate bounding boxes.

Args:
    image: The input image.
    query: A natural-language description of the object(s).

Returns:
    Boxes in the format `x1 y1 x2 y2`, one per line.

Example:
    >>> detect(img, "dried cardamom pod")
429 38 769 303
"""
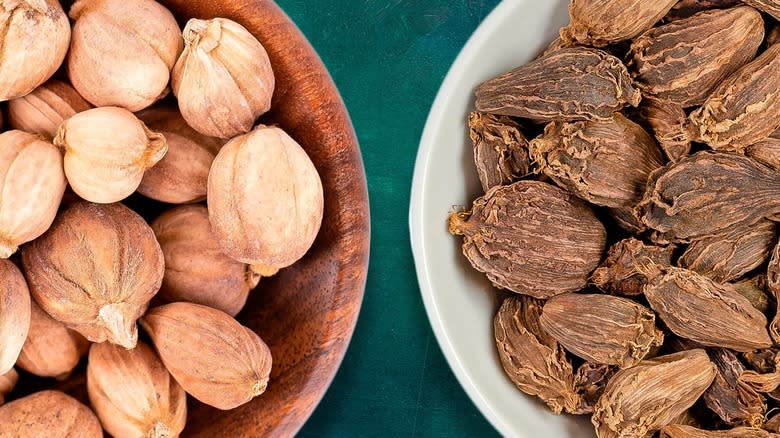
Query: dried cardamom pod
766 240 780 344
0 260 31 375
746 137 780 171
560 0 678 47
573 362 616 415
475 47 641 122
468 112 530 192
638 152 780 242
687 44 780 152
628 6 764 107
448 181 607 298
643 265 772 351
664 0 743 21
493 295 580 414
635 97 690 162
591 238 675 296
661 425 776 437
592 349 716 438
740 368 780 394
766 412 780 432
731 276 770 314
703 348 765 428
742 0 780 20
606 206 648 235
87 341 187 438
678 219 775 283
0 390 102 438
0 369 17 405
17 301 89 379
539 294 663 368
769 23 780 46
7 80 92 139
743 349 779 374
529 114 663 207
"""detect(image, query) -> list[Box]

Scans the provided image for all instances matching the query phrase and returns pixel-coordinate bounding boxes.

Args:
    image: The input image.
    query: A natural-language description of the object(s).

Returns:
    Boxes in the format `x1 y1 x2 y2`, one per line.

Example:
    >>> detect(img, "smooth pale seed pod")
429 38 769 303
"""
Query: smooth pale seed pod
67 0 182 111
7 80 92 139
0 260 30 375
0 0 70 101
208 125 323 269
592 350 716 438
172 18 275 139
540 294 663 368
136 106 223 204
88 341 187 438
0 369 18 405
151 205 259 316
54 106 168 204
0 131 66 258
560 0 678 47
141 302 272 410
0 390 102 438
17 301 90 379
661 425 776 438
21 202 164 349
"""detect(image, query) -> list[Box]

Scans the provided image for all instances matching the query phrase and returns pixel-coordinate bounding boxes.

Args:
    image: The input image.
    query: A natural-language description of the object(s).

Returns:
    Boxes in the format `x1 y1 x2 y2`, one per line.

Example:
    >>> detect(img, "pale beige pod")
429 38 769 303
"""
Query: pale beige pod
172 17 275 138
0 130 66 258
151 205 259 316
0 260 30 375
54 107 168 204
0 390 102 438
88 342 187 438
0 0 70 101
141 302 272 410
0 368 18 405
136 106 223 204
67 0 182 111
7 80 92 139
21 202 165 349
208 125 324 269
17 301 90 379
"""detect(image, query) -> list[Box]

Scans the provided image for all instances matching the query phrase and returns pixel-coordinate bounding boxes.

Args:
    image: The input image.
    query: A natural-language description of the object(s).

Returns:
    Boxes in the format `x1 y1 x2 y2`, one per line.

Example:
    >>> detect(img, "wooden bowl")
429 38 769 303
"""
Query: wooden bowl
156 1 370 436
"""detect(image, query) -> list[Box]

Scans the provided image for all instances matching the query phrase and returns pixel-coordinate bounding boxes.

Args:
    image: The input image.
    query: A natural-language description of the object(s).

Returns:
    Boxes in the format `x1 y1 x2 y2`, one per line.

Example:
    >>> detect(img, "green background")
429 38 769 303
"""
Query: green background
273 0 502 436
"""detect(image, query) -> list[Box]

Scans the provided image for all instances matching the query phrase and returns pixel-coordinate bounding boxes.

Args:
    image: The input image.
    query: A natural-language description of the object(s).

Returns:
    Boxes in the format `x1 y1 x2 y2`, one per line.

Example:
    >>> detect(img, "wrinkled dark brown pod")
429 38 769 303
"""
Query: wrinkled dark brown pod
703 348 765 428
607 206 648 235
475 47 640 122
494 295 580 414
591 238 675 296
731 276 770 314
529 114 663 207
468 112 530 192
643 266 772 351
661 425 776 437
766 240 780 344
687 44 780 152
628 6 763 107
449 181 606 298
635 97 690 162
746 137 780 171
769 23 780 46
743 0 780 20
638 152 780 242
573 362 616 415
664 0 743 21
679 220 775 283
560 0 677 47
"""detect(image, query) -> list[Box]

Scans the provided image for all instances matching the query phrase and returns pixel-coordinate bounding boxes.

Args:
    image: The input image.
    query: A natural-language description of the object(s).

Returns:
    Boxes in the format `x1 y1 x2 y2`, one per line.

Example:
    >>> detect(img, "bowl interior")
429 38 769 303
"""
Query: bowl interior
410 1 592 437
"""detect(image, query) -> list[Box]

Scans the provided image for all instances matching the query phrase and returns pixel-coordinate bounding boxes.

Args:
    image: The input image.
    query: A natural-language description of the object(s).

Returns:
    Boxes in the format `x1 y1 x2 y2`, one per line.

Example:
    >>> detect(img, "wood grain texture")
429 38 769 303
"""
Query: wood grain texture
157 1 370 436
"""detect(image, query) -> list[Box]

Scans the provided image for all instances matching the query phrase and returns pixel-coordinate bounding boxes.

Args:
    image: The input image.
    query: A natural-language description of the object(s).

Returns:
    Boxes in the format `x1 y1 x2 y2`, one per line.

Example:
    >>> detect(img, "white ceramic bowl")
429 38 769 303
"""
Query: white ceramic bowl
409 1 594 437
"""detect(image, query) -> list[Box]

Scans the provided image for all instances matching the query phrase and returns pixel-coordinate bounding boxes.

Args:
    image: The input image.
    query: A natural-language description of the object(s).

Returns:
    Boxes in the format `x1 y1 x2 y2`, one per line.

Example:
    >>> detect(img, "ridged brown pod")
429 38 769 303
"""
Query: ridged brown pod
22 202 164 349
592 238 675 296
67 0 183 111
687 44 780 152
0 390 102 438
208 125 324 269
141 303 272 410
747 137 780 171
136 107 223 204
703 348 765 427
560 0 678 47
661 425 776 437
448 180 606 298
743 0 780 20
636 97 690 162
88 341 187 438
0 130 66 258
151 205 259 316
0 369 17 405
7 80 92 139
172 18 275 139
529 114 664 207
664 0 743 20
475 47 641 122
628 6 764 107
540 294 663 368
17 301 89 379
0 260 30 375
0 0 70 101
468 112 530 192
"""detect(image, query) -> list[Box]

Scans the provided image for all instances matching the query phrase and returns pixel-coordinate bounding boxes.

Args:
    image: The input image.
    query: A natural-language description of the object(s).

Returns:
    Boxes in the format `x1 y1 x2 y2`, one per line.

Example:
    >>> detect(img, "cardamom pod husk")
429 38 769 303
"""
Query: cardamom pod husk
635 97 690 162
664 0 743 21
746 137 780 171
573 362 616 415
742 0 780 20
702 348 765 428
468 112 530 192
661 425 776 437
560 0 678 47
591 238 675 296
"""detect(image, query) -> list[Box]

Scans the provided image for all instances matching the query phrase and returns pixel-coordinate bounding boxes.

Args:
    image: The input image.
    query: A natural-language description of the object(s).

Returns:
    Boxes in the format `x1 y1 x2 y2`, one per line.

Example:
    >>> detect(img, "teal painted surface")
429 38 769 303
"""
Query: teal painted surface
273 1 501 436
